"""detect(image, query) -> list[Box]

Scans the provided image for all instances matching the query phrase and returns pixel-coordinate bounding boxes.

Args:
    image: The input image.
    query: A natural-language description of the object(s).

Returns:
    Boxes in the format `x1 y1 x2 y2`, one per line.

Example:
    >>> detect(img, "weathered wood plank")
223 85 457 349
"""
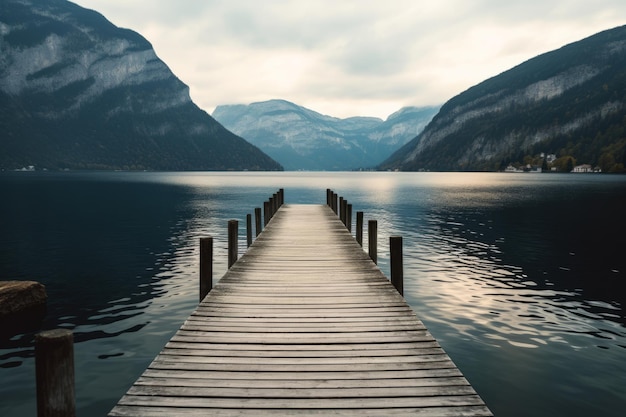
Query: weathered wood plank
147 359 457 373
108 204 492 417
138 367 466 381
133 375 470 389
124 384 479 399
116 394 489 409
109 404 493 417
163 341 443 353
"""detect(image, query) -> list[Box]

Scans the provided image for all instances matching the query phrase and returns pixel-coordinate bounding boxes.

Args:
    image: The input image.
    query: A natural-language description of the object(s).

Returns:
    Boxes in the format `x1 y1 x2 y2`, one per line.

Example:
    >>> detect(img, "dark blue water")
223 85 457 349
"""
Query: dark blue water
1 171 625 416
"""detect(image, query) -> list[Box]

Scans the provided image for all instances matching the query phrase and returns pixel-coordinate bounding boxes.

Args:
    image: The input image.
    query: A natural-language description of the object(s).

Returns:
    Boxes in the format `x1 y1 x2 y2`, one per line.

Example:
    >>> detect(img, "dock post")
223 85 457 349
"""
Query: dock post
368 220 378 264
347 204 353 233
246 214 252 247
356 211 364 246
339 197 344 222
35 329 75 417
255 207 262 237
264 201 270 226
200 237 213 302
390 236 404 295
326 189 331 206
228 220 238 268
269 197 275 220
279 188 284 206
332 193 338 214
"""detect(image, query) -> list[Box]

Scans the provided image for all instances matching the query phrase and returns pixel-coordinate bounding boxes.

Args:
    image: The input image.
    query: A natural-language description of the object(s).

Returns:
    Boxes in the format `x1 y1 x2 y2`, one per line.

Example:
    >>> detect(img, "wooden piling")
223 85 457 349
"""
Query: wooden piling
356 211 364 246
199 237 213 302
390 236 403 295
246 214 252 247
368 219 378 264
346 203 352 233
339 197 344 223
35 329 75 417
263 201 270 226
228 220 238 268
255 207 262 237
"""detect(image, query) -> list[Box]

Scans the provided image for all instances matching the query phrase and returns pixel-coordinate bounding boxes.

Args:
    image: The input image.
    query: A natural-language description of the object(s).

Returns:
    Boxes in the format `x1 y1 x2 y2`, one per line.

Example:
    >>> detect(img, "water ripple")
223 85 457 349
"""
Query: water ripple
402 215 626 353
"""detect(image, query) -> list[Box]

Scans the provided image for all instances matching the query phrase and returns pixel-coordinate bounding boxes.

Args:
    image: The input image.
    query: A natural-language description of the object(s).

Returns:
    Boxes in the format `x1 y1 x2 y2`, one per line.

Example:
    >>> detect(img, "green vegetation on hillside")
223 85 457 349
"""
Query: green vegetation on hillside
380 25 626 173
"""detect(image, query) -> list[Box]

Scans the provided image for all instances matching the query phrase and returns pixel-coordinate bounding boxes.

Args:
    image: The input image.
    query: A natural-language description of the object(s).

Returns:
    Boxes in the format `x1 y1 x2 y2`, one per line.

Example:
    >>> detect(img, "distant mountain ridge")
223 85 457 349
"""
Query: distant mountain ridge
380 25 626 172
0 0 281 171
213 100 439 170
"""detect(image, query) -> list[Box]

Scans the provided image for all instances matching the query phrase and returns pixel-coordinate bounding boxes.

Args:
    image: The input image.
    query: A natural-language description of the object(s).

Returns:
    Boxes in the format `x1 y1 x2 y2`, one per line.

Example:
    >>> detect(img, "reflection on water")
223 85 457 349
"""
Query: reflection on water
0 171 625 417
405 209 625 350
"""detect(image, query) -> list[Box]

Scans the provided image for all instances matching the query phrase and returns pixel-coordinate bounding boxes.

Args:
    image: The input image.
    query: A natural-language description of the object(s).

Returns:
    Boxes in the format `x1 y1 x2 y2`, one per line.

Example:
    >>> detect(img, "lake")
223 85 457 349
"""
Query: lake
1 171 625 416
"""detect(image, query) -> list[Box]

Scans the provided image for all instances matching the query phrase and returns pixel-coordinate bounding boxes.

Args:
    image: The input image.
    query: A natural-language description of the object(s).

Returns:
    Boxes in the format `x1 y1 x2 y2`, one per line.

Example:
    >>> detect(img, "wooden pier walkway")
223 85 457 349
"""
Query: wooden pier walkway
109 204 492 416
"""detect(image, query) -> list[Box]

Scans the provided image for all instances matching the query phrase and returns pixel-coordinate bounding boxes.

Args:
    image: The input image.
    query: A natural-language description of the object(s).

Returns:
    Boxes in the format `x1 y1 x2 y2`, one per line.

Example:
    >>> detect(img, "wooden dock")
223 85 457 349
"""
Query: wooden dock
108 203 492 416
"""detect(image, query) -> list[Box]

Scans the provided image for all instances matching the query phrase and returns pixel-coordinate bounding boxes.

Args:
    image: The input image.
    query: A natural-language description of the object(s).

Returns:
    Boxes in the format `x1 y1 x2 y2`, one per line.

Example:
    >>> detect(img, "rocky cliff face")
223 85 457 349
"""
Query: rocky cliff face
213 99 438 170
380 25 626 172
0 0 282 171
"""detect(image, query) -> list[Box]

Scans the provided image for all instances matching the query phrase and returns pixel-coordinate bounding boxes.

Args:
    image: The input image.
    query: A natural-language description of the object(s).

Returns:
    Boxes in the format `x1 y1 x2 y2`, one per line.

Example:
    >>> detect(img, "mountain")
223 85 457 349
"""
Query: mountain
0 0 282 171
380 25 626 172
213 100 439 170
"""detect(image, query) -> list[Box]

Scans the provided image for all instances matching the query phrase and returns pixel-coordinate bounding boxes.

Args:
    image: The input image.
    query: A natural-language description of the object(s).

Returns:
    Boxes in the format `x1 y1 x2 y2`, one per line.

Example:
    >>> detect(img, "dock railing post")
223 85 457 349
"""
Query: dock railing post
264 201 270 226
368 220 378 264
390 236 404 295
36 329 75 417
279 188 284 206
255 207 262 237
356 211 364 246
339 197 344 222
200 237 213 302
228 220 238 268
246 214 252 247
332 193 338 214
346 203 352 233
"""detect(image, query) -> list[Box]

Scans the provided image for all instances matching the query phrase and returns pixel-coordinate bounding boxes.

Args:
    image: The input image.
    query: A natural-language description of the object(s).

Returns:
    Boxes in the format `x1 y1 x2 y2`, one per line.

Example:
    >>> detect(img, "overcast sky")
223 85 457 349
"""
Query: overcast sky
73 0 625 119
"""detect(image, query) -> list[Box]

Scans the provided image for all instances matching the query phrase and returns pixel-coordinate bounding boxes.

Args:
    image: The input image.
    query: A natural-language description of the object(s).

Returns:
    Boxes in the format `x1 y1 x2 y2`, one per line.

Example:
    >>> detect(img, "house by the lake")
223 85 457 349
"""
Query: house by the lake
572 164 601 173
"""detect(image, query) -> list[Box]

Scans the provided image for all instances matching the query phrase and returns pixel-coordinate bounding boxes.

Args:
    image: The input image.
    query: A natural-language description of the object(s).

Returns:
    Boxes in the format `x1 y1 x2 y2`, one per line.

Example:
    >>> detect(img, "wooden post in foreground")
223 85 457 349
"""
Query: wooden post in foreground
368 220 378 264
246 214 252 247
200 237 213 302
228 220 238 268
36 329 75 417
356 211 364 246
255 207 262 237
346 203 352 233
390 236 404 295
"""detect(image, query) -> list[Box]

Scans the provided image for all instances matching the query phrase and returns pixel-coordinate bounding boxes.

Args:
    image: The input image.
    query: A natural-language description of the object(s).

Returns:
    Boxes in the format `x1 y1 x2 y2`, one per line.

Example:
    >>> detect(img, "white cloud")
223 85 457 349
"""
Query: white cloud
73 0 626 118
